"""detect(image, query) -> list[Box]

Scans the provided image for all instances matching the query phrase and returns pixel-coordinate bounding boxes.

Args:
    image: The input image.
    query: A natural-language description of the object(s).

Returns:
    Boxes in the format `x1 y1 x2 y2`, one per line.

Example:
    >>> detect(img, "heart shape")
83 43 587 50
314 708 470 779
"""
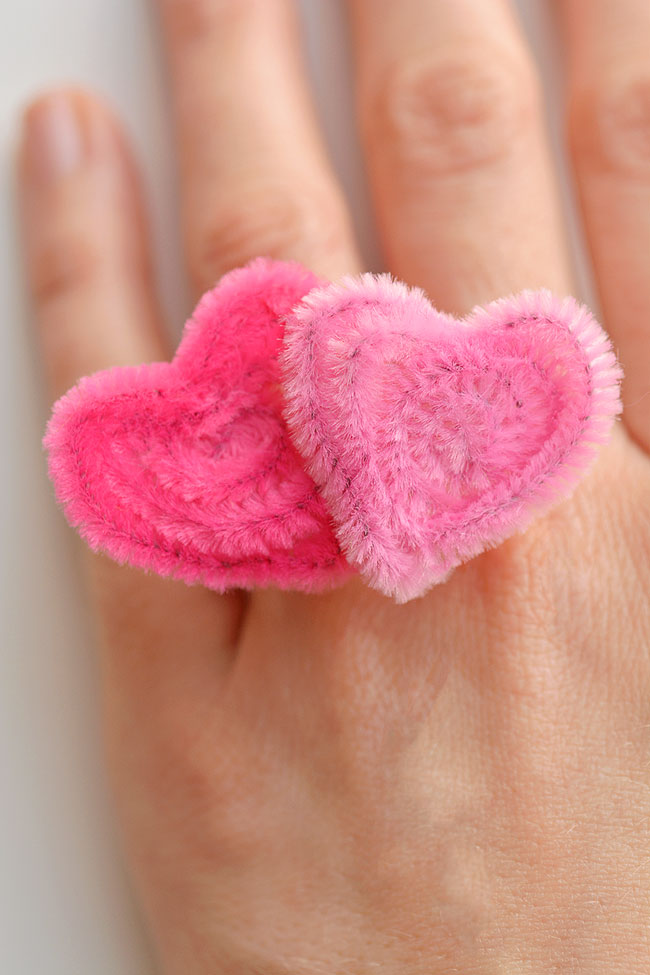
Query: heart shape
281 274 623 602
44 258 353 593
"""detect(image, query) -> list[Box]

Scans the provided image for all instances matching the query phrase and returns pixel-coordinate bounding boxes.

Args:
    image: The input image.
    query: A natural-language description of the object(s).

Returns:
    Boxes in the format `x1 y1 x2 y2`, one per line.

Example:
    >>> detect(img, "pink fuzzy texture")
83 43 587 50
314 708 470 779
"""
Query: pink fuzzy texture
44 258 352 592
281 274 623 602
45 257 623 604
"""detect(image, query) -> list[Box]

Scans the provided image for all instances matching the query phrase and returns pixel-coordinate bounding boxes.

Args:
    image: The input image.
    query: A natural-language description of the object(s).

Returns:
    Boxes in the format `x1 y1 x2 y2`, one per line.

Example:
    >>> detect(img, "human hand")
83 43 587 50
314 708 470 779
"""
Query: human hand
18 1 650 972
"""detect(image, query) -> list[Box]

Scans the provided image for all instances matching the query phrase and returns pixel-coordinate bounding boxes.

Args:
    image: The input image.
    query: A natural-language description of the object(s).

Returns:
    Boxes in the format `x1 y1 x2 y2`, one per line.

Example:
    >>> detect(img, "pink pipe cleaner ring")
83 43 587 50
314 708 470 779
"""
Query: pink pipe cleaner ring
281 274 623 601
44 257 623 603
44 259 353 593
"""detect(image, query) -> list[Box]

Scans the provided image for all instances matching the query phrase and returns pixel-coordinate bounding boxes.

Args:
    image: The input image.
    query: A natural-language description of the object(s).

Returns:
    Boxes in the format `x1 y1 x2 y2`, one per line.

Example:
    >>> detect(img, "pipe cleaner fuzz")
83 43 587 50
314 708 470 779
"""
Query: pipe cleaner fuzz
44 258 622 603
44 258 353 592
281 274 623 602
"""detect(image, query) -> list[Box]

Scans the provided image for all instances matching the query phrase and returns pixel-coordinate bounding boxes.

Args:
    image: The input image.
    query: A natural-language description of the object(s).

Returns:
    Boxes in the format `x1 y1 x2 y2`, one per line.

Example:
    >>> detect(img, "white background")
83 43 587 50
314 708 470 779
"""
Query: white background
1 2 587 971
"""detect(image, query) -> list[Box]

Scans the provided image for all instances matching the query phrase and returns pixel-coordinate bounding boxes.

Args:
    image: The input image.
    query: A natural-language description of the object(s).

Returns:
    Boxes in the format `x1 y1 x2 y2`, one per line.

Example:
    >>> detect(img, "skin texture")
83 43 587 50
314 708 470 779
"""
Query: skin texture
17 0 650 972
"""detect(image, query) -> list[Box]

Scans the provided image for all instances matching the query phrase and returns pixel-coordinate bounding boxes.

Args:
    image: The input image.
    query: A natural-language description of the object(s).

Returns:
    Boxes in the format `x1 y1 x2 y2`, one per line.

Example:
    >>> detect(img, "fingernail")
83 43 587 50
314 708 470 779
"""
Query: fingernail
21 93 87 185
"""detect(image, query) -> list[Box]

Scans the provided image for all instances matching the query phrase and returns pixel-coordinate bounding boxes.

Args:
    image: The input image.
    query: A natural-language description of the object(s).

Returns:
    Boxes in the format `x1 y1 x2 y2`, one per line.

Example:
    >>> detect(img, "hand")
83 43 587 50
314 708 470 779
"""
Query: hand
18 1 650 972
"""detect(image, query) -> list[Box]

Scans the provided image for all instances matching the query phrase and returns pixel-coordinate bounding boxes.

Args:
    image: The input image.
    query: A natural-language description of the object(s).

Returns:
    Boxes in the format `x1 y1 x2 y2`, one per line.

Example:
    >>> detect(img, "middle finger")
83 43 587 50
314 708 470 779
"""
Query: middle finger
350 0 572 311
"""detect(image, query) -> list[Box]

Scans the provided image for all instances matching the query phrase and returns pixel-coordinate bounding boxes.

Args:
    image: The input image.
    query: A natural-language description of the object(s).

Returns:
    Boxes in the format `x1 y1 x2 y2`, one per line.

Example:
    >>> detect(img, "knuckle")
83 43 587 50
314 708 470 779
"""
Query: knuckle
148 719 277 865
189 182 349 290
569 68 650 175
367 46 540 177
162 0 260 45
30 233 100 305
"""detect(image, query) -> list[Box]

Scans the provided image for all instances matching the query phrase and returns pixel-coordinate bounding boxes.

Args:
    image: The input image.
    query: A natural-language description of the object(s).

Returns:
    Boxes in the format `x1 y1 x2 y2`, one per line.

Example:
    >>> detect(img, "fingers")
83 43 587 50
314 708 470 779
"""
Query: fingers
18 89 243 714
349 0 573 312
556 0 650 455
19 90 167 402
156 0 361 295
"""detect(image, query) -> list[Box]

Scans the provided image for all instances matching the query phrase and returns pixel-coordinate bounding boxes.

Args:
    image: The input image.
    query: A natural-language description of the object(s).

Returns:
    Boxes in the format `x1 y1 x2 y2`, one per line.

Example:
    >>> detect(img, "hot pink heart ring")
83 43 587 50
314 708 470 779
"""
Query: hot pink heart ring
44 257 623 603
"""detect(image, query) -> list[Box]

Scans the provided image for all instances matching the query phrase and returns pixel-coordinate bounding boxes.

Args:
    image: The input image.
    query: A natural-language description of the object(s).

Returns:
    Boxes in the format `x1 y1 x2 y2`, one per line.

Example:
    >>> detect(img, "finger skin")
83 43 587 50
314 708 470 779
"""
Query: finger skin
556 0 650 454
18 90 167 401
349 0 573 312
18 89 244 715
156 0 361 294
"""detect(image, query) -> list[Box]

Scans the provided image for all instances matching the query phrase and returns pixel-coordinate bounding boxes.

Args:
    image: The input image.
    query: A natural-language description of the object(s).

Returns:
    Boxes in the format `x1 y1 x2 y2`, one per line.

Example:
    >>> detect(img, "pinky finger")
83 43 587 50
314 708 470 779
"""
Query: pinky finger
18 89 168 400
18 89 243 727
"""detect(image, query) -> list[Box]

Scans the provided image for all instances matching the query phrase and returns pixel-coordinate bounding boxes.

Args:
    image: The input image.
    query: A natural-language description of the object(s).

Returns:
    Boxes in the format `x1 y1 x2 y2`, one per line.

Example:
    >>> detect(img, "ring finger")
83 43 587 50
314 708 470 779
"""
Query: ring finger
156 0 361 297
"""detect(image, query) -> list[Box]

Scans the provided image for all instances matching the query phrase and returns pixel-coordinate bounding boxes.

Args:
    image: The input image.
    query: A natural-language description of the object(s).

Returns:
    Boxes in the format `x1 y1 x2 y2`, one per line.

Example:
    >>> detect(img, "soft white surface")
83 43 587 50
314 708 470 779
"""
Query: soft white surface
1 2 588 971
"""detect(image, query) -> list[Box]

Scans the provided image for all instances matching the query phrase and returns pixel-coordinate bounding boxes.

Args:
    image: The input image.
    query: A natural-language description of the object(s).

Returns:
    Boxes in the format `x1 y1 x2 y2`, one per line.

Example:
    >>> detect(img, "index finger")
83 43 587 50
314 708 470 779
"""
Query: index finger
557 0 650 455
